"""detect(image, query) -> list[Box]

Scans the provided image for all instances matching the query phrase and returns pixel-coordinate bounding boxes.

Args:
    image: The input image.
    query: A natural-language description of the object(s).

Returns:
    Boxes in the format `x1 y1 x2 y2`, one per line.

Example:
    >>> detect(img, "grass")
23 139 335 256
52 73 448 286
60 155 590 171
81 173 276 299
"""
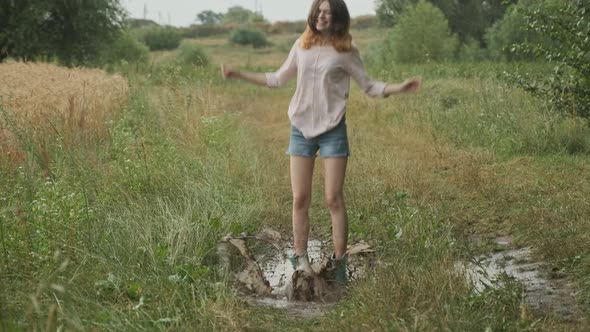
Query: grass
1 28 590 330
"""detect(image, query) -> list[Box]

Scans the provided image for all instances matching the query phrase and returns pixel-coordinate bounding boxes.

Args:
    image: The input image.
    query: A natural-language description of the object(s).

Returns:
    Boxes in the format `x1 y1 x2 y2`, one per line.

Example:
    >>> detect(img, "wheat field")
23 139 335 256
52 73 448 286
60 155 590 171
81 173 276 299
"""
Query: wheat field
0 61 129 164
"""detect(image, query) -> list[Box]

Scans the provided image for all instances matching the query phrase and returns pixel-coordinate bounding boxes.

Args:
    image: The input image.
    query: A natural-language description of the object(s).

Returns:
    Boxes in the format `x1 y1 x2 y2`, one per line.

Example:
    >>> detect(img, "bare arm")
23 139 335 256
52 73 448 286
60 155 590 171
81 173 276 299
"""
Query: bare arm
383 78 422 97
221 64 267 86
221 40 299 88
347 47 421 98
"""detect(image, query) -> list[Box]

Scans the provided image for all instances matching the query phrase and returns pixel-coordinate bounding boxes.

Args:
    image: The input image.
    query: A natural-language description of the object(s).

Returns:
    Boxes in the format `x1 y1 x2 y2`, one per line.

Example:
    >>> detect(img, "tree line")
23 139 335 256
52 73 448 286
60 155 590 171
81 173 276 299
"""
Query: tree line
376 0 517 46
0 0 124 66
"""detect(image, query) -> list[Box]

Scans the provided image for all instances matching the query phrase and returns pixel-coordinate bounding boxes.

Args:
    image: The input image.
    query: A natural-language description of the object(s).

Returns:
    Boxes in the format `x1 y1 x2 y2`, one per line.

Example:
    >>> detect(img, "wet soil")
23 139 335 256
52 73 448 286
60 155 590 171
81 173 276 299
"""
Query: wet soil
459 236 582 321
221 230 583 322
218 231 374 318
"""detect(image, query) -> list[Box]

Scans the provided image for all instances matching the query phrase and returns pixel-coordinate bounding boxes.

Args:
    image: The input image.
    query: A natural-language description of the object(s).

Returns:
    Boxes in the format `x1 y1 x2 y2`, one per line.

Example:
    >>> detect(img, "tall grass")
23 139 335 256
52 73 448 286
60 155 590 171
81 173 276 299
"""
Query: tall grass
364 61 590 157
0 63 288 330
1 43 589 330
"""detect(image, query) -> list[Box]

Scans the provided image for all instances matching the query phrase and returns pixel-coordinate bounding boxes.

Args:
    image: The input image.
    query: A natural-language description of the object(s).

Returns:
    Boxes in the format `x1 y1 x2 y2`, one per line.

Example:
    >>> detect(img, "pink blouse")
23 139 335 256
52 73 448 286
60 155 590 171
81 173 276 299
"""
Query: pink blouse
265 38 387 139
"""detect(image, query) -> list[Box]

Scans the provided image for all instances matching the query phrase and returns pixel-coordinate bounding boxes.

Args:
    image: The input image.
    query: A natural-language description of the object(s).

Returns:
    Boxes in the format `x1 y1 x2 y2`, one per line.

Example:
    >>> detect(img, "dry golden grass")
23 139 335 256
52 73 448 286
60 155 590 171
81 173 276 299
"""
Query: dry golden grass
0 61 129 164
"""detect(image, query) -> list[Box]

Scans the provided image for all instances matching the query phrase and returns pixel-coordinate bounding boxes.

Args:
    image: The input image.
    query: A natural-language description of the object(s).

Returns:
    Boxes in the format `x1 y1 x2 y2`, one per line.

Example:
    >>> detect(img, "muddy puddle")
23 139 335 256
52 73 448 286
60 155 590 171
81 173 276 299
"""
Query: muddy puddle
218 229 375 318
458 236 580 321
220 230 581 321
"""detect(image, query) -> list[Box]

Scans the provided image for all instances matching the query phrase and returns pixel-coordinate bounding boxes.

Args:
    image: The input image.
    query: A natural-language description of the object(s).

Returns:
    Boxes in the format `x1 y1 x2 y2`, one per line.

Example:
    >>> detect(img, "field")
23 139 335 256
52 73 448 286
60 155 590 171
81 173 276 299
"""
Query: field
1 28 590 331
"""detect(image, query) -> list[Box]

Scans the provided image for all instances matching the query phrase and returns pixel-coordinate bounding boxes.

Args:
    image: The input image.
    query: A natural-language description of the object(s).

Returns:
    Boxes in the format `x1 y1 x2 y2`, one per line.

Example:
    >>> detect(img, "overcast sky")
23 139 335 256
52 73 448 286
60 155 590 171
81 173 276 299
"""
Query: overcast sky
121 0 377 27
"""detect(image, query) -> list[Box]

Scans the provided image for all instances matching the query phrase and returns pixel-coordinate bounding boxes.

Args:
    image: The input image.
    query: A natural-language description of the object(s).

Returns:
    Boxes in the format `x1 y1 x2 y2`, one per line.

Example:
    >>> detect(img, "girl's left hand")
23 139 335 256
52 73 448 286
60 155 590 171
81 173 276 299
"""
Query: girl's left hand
400 77 422 93
220 64 234 79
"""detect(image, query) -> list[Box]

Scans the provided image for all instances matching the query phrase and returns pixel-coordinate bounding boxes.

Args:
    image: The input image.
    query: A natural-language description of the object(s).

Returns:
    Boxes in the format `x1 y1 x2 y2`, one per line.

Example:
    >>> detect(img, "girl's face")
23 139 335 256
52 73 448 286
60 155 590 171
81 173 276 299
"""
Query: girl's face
316 1 332 33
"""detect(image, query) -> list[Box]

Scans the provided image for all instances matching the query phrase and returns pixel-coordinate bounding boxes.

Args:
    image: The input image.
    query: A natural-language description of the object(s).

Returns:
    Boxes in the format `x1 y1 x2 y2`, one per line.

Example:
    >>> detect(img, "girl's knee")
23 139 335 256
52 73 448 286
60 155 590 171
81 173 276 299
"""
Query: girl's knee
293 192 311 210
325 193 344 211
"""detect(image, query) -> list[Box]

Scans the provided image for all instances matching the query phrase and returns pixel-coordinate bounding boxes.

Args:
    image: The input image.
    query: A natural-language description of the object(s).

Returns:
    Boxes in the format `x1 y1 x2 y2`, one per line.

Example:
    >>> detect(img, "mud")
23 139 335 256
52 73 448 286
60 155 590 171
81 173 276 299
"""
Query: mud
218 230 375 318
458 236 581 321
220 230 583 321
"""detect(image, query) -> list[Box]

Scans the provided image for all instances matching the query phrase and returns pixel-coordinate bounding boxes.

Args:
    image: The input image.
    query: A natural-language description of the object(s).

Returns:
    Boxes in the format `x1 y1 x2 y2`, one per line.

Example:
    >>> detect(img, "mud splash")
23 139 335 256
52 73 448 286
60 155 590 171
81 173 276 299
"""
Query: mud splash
218 229 375 318
458 236 581 321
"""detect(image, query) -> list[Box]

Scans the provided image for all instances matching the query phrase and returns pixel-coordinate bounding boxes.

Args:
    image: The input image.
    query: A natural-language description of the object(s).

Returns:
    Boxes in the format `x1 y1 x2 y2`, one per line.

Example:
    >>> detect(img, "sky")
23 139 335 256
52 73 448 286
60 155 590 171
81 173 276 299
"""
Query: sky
121 0 377 27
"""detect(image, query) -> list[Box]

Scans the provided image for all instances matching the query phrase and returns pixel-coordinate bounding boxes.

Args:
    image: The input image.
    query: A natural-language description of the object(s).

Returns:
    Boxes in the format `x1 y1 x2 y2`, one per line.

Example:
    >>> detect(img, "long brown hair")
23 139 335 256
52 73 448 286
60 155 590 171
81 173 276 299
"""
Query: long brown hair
300 0 352 52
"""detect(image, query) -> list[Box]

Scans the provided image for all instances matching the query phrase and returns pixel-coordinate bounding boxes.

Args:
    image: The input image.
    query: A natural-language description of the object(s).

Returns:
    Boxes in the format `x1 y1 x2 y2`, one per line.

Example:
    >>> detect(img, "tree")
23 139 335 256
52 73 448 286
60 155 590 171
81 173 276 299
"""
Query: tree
485 3 545 61
448 0 517 45
386 0 458 63
222 6 266 25
375 0 456 26
0 0 125 66
375 0 516 44
0 0 52 62
375 0 416 27
508 0 590 119
196 10 222 25
223 6 252 25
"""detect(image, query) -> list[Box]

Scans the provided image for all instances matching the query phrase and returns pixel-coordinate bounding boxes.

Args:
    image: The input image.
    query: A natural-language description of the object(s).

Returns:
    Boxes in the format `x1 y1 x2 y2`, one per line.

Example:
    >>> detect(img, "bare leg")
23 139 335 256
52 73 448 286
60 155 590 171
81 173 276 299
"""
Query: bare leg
323 157 348 258
290 156 315 256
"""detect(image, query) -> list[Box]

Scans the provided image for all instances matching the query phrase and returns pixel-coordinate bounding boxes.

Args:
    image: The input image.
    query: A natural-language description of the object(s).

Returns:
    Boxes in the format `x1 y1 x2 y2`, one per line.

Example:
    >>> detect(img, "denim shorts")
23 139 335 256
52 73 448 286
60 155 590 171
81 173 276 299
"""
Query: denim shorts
287 119 350 158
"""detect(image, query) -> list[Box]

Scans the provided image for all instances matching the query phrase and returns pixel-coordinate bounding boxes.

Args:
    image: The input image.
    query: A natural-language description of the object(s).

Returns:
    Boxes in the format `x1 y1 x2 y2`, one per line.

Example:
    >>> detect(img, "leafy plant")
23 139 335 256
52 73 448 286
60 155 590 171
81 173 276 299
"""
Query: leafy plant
386 0 458 63
375 0 516 44
457 37 488 62
0 0 125 66
507 0 590 118
485 4 548 61
99 30 149 65
228 29 269 48
141 27 182 51
177 43 208 67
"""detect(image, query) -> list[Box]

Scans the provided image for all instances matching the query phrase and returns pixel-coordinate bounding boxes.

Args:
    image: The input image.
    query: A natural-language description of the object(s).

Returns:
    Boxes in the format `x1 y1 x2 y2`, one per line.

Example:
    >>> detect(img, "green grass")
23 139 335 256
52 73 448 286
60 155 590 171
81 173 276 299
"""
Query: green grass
2 29 590 330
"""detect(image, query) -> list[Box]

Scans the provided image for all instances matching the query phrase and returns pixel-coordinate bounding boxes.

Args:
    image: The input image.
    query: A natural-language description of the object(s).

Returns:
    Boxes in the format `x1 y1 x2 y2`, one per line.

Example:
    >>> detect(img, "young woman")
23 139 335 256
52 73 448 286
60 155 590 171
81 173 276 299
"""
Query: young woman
221 0 421 285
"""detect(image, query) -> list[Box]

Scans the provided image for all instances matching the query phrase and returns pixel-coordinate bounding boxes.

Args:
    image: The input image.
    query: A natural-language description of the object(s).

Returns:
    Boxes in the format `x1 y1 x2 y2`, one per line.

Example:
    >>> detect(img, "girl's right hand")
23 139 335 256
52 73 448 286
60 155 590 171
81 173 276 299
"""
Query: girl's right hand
400 77 421 93
220 64 234 79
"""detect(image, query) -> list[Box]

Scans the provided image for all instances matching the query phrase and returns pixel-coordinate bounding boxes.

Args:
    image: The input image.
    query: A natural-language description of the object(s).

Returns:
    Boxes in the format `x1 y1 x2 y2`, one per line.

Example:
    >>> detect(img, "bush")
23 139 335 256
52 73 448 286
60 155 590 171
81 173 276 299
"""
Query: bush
457 38 488 62
99 31 149 65
507 0 590 118
228 29 269 48
386 0 458 63
177 43 209 66
141 27 182 51
484 5 543 61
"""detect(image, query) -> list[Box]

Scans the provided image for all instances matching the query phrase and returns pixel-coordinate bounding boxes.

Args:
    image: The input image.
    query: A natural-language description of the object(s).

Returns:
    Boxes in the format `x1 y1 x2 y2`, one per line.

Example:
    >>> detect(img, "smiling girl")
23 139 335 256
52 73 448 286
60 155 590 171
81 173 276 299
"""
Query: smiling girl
222 0 421 285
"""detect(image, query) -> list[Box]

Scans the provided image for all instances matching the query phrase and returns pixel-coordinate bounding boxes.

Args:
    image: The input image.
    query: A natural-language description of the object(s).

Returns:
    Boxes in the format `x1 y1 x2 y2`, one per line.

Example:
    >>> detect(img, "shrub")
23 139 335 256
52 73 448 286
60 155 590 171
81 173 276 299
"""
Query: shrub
142 27 182 51
484 5 543 61
386 0 458 63
99 30 149 65
177 43 209 66
228 29 269 48
507 0 590 118
457 38 488 62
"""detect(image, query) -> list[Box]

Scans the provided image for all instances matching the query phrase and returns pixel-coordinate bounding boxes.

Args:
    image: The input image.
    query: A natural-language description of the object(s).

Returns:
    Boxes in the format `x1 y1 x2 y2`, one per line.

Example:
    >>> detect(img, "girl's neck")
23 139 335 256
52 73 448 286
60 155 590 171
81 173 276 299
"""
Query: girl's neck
319 32 331 45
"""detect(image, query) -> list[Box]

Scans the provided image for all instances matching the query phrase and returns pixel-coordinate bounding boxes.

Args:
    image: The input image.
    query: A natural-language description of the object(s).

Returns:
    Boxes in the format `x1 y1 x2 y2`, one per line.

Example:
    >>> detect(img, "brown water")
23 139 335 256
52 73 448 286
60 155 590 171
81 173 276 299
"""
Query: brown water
221 231 581 321
219 231 374 318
